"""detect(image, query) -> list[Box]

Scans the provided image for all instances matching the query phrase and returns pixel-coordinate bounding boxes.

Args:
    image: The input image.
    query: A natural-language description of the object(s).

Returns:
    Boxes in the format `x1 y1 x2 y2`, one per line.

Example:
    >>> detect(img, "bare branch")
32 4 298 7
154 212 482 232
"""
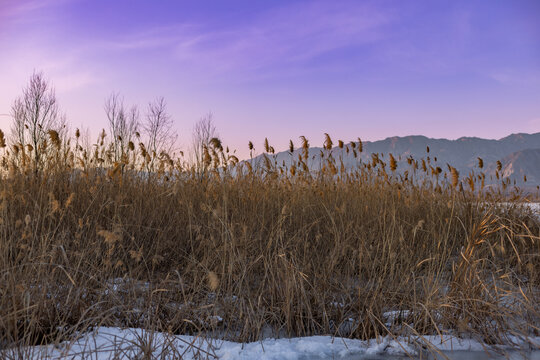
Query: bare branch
10 72 61 173
143 97 177 171
191 113 217 173
105 93 139 162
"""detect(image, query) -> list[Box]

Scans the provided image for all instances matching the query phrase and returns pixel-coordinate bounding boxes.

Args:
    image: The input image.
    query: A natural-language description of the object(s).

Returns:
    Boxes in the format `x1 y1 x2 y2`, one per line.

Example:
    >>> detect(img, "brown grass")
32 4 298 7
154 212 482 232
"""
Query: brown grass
0 129 538 357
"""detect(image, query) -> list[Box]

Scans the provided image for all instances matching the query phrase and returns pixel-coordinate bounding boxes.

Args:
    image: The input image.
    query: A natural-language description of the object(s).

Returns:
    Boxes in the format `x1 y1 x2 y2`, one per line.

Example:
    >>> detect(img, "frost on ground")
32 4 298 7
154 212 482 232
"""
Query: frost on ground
5 327 539 360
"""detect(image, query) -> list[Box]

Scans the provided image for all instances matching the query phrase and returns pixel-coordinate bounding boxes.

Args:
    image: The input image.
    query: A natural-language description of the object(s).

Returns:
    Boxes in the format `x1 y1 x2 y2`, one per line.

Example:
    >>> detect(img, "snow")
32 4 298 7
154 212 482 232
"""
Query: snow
382 310 411 324
527 202 540 217
497 201 540 217
4 327 539 360
2 327 412 359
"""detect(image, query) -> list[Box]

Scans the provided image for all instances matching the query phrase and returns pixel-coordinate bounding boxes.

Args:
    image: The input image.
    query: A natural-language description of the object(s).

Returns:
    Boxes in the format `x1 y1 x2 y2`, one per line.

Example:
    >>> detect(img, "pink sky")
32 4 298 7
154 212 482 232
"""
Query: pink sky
1 0 539 159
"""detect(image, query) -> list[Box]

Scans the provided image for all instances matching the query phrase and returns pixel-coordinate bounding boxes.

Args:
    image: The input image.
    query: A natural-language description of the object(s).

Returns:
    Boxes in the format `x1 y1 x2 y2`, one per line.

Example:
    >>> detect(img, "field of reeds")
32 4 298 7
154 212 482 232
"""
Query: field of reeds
0 126 538 358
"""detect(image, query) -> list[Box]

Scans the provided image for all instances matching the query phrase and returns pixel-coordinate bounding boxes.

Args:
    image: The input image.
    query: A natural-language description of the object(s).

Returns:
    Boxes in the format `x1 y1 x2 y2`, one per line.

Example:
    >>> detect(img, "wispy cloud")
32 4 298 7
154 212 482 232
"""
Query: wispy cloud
488 70 540 86
100 24 201 51
52 71 100 93
0 0 69 23
172 2 391 75
0 0 79 39
86 1 392 80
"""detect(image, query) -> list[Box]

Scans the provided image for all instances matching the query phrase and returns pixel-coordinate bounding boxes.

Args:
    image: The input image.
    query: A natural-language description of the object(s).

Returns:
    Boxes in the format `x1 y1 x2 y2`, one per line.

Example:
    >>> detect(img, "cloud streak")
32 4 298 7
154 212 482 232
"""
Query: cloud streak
0 0 70 25
83 2 392 81
175 2 391 75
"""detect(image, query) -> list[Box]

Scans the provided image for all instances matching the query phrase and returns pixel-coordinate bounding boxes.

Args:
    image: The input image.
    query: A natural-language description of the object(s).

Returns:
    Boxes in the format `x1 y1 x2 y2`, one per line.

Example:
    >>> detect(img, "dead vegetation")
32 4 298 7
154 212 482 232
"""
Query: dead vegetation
0 74 538 358
0 125 538 355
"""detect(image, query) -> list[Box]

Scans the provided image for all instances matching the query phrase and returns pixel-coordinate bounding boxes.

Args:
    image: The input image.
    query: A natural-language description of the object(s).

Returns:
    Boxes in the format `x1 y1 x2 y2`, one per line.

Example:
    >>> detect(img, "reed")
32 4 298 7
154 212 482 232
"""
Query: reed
0 127 537 358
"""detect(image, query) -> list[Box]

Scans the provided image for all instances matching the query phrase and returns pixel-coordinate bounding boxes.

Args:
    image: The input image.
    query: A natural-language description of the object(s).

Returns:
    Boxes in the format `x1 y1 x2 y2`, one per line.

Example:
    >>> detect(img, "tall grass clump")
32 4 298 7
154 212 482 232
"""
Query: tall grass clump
0 127 538 358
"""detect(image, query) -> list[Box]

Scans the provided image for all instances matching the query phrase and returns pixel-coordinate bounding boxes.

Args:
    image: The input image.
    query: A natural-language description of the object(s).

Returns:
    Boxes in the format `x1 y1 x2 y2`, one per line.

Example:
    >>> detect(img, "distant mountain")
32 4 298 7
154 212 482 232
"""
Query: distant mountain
485 148 540 186
248 132 540 186
353 132 540 172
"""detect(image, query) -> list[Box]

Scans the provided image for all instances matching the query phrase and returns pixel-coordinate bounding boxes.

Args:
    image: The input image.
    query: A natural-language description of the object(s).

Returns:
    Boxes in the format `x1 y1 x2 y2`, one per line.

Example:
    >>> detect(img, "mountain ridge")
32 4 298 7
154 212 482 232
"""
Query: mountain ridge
248 132 540 187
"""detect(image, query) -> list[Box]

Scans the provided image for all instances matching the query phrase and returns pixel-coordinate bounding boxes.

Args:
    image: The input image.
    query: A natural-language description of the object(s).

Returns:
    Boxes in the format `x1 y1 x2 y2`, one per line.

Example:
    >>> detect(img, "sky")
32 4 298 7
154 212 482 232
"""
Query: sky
1 0 539 159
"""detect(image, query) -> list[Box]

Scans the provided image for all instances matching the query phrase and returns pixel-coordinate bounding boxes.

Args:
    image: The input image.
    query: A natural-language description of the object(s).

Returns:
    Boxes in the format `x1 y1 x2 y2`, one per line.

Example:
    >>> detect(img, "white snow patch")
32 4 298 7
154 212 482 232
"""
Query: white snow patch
1 327 415 359
5 327 539 360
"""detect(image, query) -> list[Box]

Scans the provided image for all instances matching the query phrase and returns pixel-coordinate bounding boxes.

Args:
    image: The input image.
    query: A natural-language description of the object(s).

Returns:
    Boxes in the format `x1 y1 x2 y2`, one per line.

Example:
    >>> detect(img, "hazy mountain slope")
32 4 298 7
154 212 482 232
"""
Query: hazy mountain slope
248 132 540 185
360 132 540 170
485 148 540 185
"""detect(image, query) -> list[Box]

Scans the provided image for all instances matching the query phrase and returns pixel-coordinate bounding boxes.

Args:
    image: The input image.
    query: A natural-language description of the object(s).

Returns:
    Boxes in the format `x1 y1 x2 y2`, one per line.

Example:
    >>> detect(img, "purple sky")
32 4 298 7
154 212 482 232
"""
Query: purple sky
1 0 539 158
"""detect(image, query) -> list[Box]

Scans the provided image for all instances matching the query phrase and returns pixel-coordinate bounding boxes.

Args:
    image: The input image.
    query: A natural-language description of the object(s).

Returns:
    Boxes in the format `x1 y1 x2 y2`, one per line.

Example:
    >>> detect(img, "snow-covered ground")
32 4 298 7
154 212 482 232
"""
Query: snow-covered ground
508 201 539 213
526 202 540 216
5 327 539 359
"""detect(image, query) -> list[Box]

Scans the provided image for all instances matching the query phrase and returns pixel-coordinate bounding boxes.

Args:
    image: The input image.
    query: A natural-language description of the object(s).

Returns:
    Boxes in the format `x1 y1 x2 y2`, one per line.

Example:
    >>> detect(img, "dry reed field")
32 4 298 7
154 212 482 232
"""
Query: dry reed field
0 117 539 359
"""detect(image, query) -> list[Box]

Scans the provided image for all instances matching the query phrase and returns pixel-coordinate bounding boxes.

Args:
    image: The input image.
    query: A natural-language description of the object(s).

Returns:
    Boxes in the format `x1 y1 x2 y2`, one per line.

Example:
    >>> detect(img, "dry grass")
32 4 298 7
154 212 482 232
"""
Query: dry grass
0 131 538 357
